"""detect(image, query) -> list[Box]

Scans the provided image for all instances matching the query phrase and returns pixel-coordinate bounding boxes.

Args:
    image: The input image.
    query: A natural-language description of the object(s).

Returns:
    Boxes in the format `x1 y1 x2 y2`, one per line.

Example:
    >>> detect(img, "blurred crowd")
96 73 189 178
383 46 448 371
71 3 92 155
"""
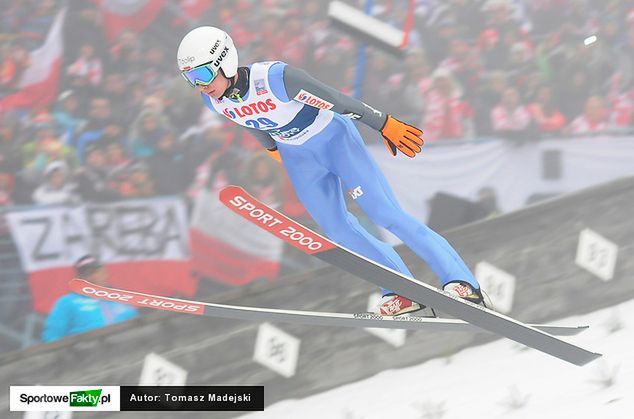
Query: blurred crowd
365 0 634 141
1 0 634 210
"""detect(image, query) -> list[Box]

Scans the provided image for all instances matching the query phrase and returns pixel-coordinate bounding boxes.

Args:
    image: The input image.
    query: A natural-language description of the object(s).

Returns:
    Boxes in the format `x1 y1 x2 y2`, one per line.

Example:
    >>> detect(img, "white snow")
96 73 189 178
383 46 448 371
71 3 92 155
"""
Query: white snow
239 300 634 419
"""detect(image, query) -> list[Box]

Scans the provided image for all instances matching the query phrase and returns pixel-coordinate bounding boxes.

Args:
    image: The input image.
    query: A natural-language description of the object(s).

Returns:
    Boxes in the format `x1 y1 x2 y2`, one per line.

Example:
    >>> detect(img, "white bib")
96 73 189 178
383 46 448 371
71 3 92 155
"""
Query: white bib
207 61 333 145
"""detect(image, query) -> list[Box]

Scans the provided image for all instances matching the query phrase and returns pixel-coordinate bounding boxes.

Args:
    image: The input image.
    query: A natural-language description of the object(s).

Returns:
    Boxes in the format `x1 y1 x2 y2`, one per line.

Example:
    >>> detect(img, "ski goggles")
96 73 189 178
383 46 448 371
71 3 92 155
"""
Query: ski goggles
181 62 218 87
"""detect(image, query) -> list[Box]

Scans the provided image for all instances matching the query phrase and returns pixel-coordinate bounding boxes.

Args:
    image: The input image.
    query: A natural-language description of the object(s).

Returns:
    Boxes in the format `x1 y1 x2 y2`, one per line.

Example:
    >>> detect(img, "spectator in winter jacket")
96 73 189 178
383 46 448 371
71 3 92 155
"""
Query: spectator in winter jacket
74 142 118 202
128 109 171 158
52 90 86 145
41 255 138 343
73 97 120 160
567 96 609 135
76 121 125 163
556 68 593 121
607 85 634 131
21 123 77 186
146 130 192 196
102 72 135 126
527 85 567 135
422 68 473 141
66 43 103 86
491 87 532 139
0 42 30 95
112 160 155 199
103 139 132 174
31 160 79 205
473 71 509 136
75 97 114 135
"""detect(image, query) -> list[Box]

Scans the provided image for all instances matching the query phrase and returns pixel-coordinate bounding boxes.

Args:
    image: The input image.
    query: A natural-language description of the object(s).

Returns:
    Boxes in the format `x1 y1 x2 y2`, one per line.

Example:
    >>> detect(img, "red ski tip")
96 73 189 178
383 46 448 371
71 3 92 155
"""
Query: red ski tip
69 279 205 315
219 185 336 254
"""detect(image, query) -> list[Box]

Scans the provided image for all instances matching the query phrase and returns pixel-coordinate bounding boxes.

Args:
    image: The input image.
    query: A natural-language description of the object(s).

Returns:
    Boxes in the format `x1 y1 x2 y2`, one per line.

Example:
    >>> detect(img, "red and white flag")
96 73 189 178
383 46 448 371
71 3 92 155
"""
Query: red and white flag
189 183 283 286
99 0 165 43
6 197 196 314
0 9 66 112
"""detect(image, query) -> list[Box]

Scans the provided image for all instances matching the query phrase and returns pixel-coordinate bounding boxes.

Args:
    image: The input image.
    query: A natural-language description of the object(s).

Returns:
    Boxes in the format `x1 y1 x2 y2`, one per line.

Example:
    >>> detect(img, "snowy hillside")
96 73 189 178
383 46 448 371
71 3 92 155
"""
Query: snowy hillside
239 300 633 419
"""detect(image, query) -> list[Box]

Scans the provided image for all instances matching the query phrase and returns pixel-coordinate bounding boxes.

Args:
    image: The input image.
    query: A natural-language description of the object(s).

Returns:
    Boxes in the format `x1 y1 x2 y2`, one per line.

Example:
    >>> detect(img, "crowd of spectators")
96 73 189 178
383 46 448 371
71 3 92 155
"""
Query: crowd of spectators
367 0 634 141
1 0 634 211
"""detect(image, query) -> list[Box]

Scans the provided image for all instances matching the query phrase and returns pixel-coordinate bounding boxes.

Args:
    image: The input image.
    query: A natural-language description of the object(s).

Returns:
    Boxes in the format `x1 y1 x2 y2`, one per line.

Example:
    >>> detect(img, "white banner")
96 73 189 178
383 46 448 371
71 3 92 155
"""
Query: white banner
369 136 634 230
10 386 120 412
5 198 190 272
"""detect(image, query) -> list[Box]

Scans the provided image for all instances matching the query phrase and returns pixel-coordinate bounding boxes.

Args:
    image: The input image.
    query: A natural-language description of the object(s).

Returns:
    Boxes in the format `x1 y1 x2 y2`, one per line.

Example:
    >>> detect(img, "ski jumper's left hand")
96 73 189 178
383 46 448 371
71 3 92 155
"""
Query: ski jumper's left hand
380 115 424 158
266 148 282 163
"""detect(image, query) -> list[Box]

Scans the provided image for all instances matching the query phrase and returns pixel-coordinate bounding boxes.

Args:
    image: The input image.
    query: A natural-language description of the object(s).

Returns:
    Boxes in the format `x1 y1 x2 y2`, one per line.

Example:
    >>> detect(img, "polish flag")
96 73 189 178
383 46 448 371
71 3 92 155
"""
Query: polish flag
189 181 283 286
99 0 165 43
0 9 66 112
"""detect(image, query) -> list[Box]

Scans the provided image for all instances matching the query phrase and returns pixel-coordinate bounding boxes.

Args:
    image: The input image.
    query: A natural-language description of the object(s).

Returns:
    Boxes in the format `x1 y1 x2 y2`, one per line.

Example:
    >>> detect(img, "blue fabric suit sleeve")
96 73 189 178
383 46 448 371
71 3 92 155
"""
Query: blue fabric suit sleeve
268 62 290 102
200 92 215 111
282 65 388 131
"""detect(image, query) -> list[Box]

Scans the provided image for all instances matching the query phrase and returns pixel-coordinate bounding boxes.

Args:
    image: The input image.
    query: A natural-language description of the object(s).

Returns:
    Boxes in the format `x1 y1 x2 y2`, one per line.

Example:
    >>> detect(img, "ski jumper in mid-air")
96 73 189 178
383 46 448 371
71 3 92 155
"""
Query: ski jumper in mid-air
177 26 485 316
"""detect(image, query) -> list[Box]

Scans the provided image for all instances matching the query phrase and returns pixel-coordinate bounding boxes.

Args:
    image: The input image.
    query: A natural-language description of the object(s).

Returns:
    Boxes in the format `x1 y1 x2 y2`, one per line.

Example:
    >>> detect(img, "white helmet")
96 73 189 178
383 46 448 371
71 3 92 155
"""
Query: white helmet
177 26 238 78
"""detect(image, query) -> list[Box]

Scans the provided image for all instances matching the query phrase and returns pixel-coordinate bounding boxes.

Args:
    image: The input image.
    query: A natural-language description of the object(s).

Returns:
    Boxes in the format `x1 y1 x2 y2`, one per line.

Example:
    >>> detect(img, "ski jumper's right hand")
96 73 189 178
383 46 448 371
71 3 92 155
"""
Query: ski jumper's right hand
380 115 424 158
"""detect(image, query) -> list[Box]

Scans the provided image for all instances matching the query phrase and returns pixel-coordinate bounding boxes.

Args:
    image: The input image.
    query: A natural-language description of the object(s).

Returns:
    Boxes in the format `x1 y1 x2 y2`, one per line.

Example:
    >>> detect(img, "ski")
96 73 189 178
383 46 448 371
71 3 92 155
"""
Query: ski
69 279 587 336
219 185 602 366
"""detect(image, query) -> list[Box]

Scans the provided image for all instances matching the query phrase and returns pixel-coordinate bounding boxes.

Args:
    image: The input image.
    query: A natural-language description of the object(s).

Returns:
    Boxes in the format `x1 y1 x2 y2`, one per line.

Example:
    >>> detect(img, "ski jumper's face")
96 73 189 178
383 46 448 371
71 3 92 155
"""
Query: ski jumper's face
196 72 232 99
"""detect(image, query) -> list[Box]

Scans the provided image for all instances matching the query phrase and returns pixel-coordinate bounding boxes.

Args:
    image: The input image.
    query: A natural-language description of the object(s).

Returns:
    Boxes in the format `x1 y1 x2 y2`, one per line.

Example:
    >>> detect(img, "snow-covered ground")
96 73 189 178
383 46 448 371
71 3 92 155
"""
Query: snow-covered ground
240 300 633 419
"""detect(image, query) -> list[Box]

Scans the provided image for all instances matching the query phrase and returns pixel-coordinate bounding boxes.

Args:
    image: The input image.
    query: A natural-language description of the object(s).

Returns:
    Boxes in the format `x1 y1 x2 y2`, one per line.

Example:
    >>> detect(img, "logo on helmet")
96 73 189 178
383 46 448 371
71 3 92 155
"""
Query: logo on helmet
178 56 195 66
213 46 230 68
209 40 221 56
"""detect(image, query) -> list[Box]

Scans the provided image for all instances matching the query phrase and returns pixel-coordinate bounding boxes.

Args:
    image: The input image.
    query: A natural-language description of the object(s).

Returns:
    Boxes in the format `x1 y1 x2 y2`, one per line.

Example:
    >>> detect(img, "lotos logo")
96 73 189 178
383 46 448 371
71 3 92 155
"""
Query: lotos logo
293 89 334 110
223 108 237 118
223 99 277 119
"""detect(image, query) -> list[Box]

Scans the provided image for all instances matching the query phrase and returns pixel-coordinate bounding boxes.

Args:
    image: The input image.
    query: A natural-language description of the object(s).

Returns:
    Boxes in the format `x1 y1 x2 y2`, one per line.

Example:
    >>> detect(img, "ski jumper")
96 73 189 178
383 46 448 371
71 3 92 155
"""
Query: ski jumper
203 61 480 295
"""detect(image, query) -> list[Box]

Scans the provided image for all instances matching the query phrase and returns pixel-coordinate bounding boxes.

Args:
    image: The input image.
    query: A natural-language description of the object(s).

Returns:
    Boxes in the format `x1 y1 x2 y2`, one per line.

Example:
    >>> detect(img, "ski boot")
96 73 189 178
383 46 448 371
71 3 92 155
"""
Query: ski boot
443 281 487 307
373 293 423 316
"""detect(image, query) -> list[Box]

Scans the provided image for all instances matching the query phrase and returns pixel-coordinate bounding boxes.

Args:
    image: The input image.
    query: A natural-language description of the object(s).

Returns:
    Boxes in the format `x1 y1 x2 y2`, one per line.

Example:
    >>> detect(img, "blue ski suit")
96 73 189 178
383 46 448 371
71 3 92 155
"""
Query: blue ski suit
203 61 480 295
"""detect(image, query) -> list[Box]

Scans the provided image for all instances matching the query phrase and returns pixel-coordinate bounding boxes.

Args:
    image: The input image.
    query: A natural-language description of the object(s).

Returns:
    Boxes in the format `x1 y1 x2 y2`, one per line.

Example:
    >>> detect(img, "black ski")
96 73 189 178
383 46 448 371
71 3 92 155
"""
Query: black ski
219 185 602 366
69 279 588 335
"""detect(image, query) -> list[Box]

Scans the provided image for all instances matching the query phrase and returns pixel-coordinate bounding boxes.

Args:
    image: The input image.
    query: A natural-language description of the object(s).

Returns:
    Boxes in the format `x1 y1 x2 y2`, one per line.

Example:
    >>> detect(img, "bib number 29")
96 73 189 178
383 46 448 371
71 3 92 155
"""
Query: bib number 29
245 117 278 129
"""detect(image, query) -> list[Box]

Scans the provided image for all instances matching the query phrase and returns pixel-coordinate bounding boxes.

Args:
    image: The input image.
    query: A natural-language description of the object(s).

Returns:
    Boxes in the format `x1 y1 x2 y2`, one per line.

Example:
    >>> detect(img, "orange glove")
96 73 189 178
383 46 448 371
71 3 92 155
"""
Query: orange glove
380 115 424 158
266 148 282 163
